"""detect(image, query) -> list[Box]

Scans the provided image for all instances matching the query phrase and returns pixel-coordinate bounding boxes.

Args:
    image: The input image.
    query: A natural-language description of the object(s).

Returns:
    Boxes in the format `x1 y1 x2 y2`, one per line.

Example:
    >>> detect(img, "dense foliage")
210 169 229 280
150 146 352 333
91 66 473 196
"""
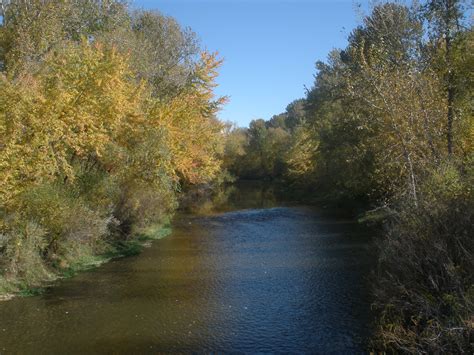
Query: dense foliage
0 0 226 294
224 0 473 352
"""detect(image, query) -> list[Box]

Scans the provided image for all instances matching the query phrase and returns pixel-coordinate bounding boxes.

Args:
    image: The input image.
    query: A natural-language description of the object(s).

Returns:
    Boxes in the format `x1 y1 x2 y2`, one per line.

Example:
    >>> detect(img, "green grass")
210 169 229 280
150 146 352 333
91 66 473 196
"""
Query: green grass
136 223 172 241
60 254 111 278
108 223 172 258
18 287 45 297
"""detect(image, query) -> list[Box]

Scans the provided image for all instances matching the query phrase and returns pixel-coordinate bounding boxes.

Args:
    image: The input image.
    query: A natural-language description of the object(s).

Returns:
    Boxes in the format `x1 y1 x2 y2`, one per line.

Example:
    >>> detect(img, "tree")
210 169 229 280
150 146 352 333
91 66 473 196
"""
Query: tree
0 1 228 290
0 0 128 74
222 123 248 175
0 40 145 206
423 0 470 156
285 99 306 131
149 51 226 185
100 10 200 98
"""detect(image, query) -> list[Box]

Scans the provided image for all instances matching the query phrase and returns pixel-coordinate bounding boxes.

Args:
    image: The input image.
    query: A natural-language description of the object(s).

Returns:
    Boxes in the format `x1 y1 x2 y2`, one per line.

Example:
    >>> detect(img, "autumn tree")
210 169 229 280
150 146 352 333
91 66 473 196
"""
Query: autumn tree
0 1 227 291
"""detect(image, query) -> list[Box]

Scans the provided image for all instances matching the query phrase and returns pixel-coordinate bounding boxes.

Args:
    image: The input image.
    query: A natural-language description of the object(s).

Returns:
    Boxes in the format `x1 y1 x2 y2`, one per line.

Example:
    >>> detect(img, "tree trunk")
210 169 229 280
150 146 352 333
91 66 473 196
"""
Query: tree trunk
444 0 456 157
446 34 454 157
403 147 418 207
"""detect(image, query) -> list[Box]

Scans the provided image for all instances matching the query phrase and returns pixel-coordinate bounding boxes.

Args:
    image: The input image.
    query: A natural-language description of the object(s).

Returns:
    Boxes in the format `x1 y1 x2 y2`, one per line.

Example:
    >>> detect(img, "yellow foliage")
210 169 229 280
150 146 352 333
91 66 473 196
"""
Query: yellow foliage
149 52 227 185
0 41 144 206
285 126 318 178
0 42 227 211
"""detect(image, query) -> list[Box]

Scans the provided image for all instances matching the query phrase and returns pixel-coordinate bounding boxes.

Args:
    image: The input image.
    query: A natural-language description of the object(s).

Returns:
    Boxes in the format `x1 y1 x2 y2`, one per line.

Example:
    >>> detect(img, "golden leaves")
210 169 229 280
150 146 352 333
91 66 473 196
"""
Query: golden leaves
1 42 227 209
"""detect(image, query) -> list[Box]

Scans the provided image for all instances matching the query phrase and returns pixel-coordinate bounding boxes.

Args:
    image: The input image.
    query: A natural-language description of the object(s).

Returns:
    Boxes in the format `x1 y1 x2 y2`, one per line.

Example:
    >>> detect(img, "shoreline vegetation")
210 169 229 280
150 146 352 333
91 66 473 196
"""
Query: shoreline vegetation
0 1 228 301
221 1 472 352
1 0 472 353
0 221 171 301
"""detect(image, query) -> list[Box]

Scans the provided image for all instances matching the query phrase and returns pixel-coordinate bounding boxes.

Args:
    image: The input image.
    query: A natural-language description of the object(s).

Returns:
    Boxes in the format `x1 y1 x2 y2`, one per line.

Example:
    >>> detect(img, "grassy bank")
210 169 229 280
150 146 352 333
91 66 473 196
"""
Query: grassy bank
0 222 172 300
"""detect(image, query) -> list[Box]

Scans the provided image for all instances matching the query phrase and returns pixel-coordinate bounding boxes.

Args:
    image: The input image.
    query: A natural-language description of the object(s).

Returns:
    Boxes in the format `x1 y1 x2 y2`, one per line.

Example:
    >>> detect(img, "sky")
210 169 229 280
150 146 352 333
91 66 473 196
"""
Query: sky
133 0 368 127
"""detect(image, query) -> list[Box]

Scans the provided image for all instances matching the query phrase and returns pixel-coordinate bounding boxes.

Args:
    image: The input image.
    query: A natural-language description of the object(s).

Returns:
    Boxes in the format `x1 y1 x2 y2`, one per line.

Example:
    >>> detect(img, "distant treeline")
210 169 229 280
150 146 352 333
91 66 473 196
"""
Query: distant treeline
223 1 473 352
0 1 227 294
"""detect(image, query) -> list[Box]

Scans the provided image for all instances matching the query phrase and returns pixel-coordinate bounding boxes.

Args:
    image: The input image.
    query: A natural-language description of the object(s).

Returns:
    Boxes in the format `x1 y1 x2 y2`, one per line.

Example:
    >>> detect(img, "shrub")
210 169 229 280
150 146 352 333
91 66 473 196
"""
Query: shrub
1 220 54 289
19 184 111 253
373 166 474 353
111 181 177 238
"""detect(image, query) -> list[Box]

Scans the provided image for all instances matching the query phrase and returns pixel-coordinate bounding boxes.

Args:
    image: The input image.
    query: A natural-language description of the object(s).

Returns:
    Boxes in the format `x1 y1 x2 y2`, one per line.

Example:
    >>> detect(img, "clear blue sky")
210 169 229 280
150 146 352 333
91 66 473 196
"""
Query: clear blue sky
133 0 368 127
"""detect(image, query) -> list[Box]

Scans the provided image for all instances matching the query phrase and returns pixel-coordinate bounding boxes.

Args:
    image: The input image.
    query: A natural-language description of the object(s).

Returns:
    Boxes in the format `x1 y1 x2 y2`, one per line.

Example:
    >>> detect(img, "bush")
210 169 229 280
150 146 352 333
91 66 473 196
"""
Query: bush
0 220 54 289
373 167 474 353
19 184 111 254
0 174 178 293
111 180 177 238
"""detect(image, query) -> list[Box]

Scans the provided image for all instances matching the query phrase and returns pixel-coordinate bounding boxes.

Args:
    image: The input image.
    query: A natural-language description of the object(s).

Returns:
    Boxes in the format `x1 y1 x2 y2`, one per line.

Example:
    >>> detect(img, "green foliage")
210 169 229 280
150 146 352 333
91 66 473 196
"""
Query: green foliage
224 103 302 180
223 1 473 352
222 123 248 175
0 0 128 74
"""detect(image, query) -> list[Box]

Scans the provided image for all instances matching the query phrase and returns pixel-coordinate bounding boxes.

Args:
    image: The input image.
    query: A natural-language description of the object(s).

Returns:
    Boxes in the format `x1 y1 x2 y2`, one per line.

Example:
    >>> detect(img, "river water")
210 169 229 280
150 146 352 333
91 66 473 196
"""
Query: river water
0 183 374 353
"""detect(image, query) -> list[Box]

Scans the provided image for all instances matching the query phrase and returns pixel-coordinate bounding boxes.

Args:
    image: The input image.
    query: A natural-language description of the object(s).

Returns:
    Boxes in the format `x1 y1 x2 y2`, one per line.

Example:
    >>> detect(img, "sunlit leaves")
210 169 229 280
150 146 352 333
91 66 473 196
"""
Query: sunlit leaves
1 41 226 208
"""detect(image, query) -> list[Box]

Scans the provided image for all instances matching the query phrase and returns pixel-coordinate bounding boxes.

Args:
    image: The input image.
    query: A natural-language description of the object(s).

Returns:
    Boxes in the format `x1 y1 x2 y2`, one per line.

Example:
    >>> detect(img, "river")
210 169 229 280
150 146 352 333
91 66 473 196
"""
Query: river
0 182 374 353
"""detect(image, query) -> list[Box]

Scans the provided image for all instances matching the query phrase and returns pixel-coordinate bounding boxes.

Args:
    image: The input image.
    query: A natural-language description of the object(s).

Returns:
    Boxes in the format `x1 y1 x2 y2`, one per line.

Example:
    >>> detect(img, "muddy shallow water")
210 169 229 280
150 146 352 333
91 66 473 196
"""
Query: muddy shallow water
0 183 374 353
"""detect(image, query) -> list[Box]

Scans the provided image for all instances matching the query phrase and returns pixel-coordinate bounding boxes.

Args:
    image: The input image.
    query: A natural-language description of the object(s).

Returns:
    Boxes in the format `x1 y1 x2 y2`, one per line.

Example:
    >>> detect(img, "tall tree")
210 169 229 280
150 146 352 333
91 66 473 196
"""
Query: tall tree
423 0 469 156
0 0 128 74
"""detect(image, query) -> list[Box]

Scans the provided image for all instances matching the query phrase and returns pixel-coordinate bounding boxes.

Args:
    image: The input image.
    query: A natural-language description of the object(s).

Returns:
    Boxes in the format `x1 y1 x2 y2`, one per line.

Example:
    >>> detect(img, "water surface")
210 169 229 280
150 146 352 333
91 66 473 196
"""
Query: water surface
0 183 374 353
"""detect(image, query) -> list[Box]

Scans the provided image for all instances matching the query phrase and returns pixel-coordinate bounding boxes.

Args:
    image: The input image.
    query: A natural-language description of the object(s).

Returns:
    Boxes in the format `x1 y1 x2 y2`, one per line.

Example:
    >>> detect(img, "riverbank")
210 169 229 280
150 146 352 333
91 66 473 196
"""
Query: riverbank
0 223 172 301
0 181 229 301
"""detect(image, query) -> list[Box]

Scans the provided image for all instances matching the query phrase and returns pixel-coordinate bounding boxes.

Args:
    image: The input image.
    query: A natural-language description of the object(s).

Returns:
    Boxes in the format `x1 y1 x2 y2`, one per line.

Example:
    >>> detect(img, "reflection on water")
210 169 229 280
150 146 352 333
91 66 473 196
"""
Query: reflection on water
181 180 290 215
0 182 374 353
